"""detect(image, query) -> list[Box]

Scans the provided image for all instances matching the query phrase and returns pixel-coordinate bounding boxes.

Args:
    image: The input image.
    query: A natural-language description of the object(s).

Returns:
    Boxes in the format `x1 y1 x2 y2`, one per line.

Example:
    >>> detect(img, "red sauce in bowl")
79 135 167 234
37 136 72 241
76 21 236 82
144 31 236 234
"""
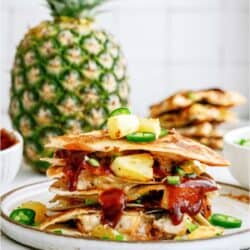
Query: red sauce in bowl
0 129 18 151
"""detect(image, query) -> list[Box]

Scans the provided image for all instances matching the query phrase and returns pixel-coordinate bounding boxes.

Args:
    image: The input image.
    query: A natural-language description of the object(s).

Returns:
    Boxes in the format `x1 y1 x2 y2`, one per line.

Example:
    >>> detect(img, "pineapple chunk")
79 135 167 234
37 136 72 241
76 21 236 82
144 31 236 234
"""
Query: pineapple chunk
107 114 139 139
20 201 47 224
111 153 154 181
138 118 161 138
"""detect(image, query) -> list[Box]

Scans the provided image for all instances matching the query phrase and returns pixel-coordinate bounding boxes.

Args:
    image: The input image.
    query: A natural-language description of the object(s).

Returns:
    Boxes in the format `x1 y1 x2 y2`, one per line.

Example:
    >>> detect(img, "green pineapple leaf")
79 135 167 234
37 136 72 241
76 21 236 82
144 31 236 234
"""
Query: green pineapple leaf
9 1 129 173
47 0 109 19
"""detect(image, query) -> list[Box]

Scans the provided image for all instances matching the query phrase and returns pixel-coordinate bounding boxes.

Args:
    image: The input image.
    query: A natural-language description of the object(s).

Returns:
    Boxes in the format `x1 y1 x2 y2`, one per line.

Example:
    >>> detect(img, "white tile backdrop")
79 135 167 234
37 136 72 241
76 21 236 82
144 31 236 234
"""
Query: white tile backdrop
1 0 250 119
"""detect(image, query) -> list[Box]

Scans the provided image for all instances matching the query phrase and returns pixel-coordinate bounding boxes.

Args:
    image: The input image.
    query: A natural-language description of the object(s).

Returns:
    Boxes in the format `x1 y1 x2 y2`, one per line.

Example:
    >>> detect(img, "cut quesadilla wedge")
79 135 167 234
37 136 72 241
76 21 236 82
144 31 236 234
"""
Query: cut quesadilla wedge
45 129 228 166
9 108 234 241
39 206 220 241
150 88 246 117
193 137 223 150
39 127 228 239
175 122 222 138
149 89 245 150
158 104 235 129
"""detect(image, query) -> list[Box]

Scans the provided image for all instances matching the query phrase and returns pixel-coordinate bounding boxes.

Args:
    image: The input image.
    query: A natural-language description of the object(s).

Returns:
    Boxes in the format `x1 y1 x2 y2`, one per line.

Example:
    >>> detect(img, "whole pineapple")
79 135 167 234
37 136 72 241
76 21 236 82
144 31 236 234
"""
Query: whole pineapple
9 0 129 172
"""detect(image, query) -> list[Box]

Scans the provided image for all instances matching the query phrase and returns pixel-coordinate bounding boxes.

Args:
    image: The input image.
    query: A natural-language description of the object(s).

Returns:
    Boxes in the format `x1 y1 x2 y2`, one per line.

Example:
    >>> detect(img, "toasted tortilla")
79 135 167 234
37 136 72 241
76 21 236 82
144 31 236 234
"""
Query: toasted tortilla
193 137 223 150
40 208 156 240
48 166 158 186
49 177 153 199
175 122 222 138
46 224 83 236
45 129 229 166
49 180 102 197
126 184 166 201
150 88 246 117
159 104 234 128
39 208 213 240
49 179 165 200
39 208 97 230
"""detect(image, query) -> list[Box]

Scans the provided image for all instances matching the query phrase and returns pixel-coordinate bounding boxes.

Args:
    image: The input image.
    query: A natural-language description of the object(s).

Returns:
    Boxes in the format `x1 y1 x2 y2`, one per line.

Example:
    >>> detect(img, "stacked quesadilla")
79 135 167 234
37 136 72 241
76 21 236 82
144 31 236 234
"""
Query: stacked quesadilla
39 113 230 241
150 88 246 150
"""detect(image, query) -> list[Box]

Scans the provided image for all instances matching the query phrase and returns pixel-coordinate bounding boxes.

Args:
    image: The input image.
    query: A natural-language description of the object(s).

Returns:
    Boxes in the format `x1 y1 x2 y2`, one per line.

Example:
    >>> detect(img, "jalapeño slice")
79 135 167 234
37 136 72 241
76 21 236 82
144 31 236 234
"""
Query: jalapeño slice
110 107 131 117
10 208 35 226
126 132 156 143
209 213 242 228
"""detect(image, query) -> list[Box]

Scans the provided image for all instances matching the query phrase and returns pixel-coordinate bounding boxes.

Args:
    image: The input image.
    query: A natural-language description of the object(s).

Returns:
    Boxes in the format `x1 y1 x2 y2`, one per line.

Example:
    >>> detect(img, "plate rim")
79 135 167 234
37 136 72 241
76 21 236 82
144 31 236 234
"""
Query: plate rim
1 180 250 245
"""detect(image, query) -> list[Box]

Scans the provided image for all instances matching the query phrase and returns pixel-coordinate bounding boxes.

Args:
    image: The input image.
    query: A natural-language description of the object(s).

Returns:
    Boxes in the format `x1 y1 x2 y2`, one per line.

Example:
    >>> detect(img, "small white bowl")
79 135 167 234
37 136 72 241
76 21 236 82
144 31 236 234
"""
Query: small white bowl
0 130 23 188
224 126 250 189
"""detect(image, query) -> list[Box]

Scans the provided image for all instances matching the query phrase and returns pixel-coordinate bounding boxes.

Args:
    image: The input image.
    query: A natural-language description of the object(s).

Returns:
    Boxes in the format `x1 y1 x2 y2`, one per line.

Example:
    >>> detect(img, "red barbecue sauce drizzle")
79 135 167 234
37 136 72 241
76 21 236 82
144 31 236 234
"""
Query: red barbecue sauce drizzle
153 162 166 179
56 150 110 191
166 177 218 225
0 129 18 150
99 188 125 228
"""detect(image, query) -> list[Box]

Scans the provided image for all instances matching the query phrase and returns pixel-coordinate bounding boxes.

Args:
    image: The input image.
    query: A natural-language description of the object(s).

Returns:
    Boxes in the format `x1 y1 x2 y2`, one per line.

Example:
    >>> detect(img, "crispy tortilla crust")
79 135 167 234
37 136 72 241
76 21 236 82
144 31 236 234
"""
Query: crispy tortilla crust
40 207 213 240
193 137 223 150
150 88 246 117
49 179 166 201
158 104 234 128
45 129 229 166
47 166 157 186
40 208 157 240
175 122 222 138
49 180 102 197
39 208 97 230
46 225 83 236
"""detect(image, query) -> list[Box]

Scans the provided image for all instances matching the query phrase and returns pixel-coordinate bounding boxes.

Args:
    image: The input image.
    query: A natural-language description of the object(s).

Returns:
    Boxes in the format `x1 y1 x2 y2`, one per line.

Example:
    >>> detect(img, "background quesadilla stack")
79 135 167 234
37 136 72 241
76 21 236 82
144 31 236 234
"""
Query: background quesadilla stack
150 88 246 150
40 127 229 241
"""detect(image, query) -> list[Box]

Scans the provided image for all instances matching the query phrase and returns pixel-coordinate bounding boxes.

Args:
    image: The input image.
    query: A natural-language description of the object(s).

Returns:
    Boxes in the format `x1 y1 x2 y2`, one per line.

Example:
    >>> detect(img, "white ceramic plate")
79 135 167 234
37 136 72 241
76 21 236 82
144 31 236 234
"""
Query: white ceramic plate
1 181 250 250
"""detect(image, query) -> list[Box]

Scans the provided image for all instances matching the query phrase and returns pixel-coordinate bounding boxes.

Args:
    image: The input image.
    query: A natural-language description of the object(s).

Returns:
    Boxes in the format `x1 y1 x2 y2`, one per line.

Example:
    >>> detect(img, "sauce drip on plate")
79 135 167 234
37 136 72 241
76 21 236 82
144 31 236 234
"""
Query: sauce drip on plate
166 177 217 225
99 188 125 228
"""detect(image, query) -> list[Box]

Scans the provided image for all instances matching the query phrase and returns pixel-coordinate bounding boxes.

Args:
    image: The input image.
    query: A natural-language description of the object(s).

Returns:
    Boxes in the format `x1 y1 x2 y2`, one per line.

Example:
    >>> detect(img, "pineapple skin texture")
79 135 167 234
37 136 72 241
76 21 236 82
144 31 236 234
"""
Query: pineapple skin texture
9 18 129 172
111 154 154 181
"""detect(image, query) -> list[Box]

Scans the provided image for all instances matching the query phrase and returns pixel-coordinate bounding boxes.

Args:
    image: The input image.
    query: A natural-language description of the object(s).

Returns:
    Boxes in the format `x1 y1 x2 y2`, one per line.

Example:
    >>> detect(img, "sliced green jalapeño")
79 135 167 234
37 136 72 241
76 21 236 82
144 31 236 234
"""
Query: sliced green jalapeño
126 132 156 143
209 213 242 228
9 208 35 226
110 107 131 117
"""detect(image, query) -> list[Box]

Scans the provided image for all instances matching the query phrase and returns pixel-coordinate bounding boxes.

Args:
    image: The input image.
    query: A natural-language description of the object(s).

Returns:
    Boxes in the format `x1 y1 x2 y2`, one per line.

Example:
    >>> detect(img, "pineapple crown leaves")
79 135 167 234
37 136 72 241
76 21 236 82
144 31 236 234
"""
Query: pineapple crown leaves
46 0 109 20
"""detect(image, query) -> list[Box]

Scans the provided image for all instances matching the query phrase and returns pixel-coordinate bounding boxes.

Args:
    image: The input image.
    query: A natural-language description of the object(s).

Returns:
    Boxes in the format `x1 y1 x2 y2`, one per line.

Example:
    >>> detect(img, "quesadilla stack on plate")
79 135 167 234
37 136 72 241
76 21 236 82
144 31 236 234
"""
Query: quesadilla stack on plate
150 88 246 150
39 111 230 241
